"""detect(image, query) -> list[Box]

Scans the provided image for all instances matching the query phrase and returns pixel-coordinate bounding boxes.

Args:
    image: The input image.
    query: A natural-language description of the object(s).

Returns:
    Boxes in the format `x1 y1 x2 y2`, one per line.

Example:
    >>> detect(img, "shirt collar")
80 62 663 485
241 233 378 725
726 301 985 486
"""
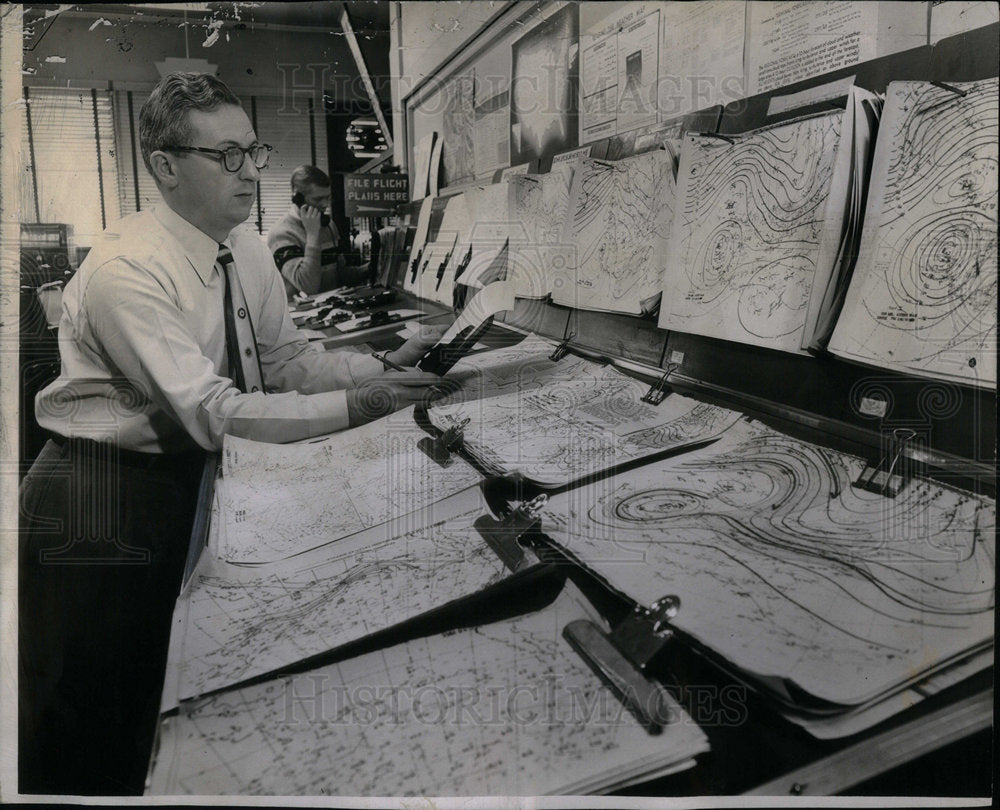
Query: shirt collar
153 203 227 286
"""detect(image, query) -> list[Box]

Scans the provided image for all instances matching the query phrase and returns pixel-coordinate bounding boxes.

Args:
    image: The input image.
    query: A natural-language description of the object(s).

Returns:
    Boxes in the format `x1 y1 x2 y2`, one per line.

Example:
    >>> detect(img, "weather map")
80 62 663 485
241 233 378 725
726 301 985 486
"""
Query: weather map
217 336 620 565
829 78 998 387
461 181 512 290
508 164 576 299
433 332 594 404
429 363 741 486
555 150 676 314
542 419 995 706
219 406 481 564
151 588 708 795
441 70 476 185
165 487 511 704
660 112 845 351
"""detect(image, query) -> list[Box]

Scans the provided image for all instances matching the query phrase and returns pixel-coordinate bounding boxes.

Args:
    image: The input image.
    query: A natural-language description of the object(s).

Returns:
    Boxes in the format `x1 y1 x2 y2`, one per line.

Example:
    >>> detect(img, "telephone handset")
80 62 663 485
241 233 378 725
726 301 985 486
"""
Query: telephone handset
292 192 331 227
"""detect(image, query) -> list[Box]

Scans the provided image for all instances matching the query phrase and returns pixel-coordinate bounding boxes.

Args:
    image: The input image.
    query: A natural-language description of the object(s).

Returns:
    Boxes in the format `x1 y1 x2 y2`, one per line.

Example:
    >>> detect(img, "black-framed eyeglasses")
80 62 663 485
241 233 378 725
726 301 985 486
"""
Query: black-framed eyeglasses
169 143 272 173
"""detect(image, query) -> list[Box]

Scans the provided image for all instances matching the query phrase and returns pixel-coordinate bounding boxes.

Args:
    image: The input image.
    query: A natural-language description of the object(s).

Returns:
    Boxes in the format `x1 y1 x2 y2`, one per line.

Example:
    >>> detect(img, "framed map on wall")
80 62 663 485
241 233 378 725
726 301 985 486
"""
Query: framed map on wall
510 3 579 164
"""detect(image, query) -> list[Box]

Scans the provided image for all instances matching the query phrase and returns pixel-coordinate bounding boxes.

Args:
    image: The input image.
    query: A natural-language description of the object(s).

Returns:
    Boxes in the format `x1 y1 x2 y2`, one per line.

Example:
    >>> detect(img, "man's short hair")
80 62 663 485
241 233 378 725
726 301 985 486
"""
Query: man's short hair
291 165 331 193
139 72 242 177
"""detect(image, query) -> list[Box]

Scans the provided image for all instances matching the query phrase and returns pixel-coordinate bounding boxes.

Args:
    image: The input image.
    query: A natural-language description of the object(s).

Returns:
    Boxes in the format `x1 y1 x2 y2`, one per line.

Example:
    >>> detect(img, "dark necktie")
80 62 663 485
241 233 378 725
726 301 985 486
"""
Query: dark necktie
216 244 265 394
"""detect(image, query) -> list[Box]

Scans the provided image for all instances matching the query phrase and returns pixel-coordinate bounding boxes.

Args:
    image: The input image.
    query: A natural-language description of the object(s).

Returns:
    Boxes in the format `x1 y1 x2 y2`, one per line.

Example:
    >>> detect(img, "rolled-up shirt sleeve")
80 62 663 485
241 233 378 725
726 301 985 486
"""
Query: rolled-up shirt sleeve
268 214 351 295
83 257 382 450
274 244 325 296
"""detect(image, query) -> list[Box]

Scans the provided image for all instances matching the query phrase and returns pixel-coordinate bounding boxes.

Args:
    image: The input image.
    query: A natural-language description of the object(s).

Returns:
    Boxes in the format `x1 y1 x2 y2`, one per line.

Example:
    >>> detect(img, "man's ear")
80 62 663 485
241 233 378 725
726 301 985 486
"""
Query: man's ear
149 150 179 189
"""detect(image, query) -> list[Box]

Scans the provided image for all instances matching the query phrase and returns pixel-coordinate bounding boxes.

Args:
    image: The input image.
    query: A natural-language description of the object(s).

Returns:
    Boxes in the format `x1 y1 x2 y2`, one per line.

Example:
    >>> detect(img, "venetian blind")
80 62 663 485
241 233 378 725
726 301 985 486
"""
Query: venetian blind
252 94 328 237
24 87 120 247
112 90 163 214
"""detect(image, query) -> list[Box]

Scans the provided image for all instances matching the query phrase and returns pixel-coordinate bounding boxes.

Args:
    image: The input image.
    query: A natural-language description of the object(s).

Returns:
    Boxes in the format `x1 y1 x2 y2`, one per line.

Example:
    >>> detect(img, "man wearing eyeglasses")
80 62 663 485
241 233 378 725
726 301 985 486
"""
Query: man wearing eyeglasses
18 72 449 795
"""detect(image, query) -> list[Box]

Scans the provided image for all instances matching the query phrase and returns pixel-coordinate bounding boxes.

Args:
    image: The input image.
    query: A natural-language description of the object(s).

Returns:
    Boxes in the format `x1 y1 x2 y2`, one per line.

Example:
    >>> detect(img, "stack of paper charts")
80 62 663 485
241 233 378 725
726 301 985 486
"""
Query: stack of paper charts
555 149 677 315
805 88 884 350
151 585 709 795
161 485 513 708
660 87 882 354
217 405 482 565
828 77 998 388
411 131 437 202
538 418 995 735
429 362 742 486
436 332 595 404
401 195 435 295
416 192 471 304
460 181 513 291
507 163 577 299
216 335 616 566
372 223 410 289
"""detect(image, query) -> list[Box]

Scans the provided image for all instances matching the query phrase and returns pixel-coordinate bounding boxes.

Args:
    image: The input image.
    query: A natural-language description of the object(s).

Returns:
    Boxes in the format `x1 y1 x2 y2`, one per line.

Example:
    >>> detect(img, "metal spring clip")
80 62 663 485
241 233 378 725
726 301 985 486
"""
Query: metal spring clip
641 362 678 405
473 493 548 572
418 417 470 467
853 427 917 498
549 332 576 362
563 595 684 732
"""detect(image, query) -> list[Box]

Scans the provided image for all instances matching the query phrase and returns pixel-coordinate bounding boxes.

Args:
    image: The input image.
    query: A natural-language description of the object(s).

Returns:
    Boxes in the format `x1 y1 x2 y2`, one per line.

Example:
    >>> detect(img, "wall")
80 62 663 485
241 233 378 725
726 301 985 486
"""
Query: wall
395 1 513 94
392 1 997 176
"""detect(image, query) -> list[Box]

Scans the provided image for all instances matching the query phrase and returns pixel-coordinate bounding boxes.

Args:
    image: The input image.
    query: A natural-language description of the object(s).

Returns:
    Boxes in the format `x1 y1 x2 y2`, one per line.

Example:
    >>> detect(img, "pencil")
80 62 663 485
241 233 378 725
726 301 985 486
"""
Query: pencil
371 351 408 372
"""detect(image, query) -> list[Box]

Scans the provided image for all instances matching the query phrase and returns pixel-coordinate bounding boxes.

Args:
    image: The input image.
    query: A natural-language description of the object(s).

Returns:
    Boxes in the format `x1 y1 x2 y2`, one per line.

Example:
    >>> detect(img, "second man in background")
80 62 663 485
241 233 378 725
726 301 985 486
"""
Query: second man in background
268 164 367 298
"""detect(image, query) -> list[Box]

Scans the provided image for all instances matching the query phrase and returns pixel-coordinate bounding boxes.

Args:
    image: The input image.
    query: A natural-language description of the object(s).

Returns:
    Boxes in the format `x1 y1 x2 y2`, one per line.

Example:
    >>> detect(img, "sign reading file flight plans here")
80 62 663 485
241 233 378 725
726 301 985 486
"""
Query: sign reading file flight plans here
344 172 410 216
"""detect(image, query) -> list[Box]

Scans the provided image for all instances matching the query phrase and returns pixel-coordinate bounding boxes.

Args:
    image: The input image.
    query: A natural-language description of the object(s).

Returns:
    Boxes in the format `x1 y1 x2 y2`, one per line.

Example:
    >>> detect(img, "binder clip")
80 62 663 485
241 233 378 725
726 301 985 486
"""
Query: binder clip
453 244 473 283
563 595 683 732
549 332 576 362
343 289 396 310
641 362 677 405
853 428 916 498
323 310 351 325
434 244 454 291
473 493 547 572
417 417 469 467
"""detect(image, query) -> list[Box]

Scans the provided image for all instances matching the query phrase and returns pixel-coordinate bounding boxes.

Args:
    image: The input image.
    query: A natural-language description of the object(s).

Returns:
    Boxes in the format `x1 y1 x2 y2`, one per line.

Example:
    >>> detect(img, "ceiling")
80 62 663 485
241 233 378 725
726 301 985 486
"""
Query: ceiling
24 3 392 89
117 2 392 33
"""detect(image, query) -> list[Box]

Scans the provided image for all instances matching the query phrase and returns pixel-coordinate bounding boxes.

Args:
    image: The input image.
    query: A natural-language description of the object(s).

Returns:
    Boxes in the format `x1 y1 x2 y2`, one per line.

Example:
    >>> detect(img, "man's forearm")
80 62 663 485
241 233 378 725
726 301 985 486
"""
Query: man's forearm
281 244 323 295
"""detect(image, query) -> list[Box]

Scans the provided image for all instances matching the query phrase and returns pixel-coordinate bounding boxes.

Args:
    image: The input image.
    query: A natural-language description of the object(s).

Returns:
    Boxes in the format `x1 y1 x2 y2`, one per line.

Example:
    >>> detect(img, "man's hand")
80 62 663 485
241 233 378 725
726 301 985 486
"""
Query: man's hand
385 322 452 368
301 205 324 245
345 370 457 427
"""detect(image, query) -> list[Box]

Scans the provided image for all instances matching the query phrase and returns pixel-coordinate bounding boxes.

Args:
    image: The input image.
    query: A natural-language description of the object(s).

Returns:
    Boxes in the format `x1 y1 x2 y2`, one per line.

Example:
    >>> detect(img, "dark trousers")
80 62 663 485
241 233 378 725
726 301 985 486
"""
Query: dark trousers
19 438 205 795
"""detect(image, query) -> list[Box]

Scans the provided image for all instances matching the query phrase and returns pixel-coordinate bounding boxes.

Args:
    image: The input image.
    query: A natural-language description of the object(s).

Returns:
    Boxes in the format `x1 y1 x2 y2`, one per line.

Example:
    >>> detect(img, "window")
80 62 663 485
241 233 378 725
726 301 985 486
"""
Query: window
252 94 328 236
112 90 163 215
22 87 120 248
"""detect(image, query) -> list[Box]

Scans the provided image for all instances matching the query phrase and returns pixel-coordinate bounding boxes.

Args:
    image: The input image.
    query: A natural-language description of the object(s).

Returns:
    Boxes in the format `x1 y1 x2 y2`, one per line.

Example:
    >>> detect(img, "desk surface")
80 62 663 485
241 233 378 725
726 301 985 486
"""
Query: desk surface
172 316 993 798
312 289 453 350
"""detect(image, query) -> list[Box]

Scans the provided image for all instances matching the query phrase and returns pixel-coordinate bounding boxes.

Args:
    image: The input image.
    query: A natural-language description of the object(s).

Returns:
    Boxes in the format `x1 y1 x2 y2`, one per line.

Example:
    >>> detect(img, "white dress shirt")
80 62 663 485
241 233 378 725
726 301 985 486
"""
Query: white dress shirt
36 204 382 452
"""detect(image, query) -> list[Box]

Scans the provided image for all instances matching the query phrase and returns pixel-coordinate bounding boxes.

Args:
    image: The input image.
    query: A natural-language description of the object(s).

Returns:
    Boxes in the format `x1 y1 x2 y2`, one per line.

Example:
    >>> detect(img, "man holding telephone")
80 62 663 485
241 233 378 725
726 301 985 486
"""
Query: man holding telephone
267 164 366 298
